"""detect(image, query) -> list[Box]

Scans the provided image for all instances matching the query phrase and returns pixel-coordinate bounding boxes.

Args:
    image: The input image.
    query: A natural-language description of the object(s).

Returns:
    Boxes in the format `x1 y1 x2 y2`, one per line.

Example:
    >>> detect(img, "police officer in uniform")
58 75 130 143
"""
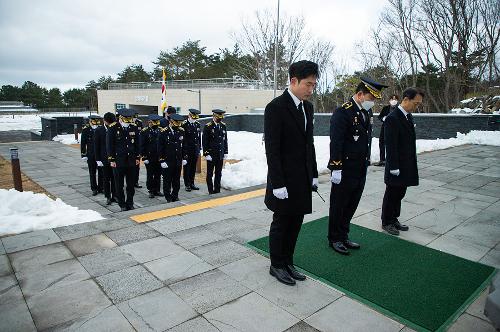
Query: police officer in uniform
106 108 140 211
160 106 176 128
81 115 103 196
133 112 143 188
328 77 388 255
182 109 202 192
140 114 163 198
94 112 117 205
158 113 186 202
202 109 228 194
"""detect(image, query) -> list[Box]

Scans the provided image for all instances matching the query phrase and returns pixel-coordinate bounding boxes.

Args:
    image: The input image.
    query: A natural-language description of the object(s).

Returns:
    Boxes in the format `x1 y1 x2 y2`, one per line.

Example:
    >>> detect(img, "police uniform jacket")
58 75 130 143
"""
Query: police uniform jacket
140 126 161 163
182 120 201 157
202 121 228 160
264 89 319 215
384 107 419 187
328 97 373 185
81 125 97 160
93 125 109 165
106 123 140 167
158 127 185 165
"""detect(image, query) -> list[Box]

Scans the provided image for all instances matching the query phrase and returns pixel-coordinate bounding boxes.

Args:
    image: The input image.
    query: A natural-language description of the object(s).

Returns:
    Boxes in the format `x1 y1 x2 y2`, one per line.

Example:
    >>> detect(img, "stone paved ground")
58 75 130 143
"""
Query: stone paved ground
0 141 499 331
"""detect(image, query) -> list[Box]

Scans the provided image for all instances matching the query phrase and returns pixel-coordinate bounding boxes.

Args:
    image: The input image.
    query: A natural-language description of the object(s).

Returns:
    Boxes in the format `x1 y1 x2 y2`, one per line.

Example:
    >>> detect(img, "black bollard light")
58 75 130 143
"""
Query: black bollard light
10 148 23 192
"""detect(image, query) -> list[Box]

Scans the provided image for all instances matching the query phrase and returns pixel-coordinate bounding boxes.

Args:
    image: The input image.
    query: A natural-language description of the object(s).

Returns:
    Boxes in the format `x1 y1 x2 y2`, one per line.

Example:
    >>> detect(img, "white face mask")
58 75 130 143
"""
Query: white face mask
389 100 398 106
120 121 130 128
90 124 98 130
188 117 195 124
361 100 375 110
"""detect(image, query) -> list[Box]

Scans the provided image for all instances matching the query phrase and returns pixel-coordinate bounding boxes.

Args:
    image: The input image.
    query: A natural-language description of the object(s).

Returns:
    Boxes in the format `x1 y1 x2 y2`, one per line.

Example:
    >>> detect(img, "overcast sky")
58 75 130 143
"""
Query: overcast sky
0 0 387 91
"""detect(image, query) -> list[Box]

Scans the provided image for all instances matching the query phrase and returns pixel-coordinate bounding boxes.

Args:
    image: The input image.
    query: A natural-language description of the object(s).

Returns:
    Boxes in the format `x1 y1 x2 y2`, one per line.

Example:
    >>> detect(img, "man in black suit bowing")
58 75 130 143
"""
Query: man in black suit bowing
381 87 424 235
264 60 319 286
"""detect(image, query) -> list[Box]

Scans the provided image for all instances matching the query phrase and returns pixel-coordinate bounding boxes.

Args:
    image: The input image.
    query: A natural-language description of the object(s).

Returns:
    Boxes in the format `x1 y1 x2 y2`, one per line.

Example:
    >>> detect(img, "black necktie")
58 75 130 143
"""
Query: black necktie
298 102 305 130
406 113 414 125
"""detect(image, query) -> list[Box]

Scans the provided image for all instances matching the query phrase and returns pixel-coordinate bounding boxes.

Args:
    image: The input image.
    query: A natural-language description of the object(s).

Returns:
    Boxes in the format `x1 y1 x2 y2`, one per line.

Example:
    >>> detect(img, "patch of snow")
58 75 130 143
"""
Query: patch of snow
53 134 79 145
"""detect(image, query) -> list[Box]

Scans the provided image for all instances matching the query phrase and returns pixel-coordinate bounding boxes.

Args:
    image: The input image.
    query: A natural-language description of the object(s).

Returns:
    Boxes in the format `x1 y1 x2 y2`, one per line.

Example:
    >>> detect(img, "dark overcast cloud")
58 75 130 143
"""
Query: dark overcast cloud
0 0 385 90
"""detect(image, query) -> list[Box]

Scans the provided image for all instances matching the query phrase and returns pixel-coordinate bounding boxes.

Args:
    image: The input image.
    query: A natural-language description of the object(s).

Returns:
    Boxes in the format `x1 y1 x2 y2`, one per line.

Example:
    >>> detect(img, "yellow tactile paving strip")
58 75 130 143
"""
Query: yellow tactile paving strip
130 188 266 223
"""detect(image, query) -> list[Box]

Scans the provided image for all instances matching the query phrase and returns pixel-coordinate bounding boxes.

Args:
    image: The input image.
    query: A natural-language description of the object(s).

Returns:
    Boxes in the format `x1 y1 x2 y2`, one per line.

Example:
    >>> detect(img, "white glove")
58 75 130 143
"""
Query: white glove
81 157 88 162
390 169 400 176
223 154 228 160
313 178 318 186
143 159 149 165
382 116 387 121
182 160 187 166
96 161 103 167
272 187 288 200
206 155 212 161
331 170 342 184
161 162 168 169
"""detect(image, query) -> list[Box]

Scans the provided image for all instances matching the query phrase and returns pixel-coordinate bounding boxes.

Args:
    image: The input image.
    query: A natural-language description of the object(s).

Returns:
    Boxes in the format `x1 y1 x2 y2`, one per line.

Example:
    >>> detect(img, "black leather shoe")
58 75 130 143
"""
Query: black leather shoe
269 266 296 286
330 241 350 255
382 224 400 235
110 197 117 203
92 190 98 196
106 198 112 205
286 265 306 281
185 186 192 192
149 192 155 198
120 206 127 212
154 192 163 197
127 205 135 211
343 239 360 249
394 221 409 231
165 195 172 202
134 184 142 188
171 196 179 202
191 185 200 190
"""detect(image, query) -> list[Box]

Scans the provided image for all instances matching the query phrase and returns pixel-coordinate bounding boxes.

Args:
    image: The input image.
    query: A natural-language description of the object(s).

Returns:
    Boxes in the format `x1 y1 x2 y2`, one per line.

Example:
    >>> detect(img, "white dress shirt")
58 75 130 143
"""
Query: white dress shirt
288 89 307 130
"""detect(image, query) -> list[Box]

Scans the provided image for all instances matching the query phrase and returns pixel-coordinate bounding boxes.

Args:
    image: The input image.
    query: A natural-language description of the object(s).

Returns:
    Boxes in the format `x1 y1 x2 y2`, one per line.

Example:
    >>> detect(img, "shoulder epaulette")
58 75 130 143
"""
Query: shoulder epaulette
130 123 137 127
141 127 148 132
178 127 185 131
206 122 213 126
109 122 116 127
83 124 89 129
160 127 167 132
342 101 353 109
221 121 226 125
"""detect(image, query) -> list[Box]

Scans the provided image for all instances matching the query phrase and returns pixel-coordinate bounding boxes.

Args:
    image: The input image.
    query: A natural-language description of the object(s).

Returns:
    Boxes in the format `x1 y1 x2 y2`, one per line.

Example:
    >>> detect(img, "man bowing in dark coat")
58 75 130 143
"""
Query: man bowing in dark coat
381 87 424 235
264 60 319 286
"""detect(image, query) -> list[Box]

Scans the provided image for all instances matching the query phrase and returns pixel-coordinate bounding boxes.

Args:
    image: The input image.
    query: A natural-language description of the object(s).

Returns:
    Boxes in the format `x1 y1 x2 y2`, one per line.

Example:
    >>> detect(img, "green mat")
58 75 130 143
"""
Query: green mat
248 217 496 332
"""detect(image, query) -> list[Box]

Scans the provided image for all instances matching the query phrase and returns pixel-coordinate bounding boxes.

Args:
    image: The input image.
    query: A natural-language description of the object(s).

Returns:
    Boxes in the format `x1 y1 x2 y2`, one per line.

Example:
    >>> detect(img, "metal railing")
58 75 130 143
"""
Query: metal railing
107 78 273 90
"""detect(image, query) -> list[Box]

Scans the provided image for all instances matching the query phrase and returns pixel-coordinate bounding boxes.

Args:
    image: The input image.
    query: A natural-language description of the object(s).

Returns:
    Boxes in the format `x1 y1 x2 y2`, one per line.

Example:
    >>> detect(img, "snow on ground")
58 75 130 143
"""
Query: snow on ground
53 134 79 145
0 112 93 131
221 130 500 190
0 188 103 236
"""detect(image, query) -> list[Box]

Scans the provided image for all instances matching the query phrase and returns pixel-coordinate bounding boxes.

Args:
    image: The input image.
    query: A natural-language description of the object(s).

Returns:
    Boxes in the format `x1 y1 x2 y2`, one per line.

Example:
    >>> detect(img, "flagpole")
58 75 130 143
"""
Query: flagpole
273 0 280 98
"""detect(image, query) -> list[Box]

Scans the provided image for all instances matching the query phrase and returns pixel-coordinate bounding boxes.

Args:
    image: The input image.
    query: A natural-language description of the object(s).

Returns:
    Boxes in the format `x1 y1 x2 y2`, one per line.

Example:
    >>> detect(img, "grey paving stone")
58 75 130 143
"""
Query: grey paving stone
466 288 491 322
255 278 343 319
230 227 270 245
168 226 225 249
26 279 111 331
0 281 36 332
191 239 254 267
0 254 12 277
205 217 262 237
120 236 185 263
446 211 500 248
65 233 117 257
148 214 215 235
16 258 90 299
9 243 73 273
96 265 163 304
170 269 251 314
78 247 137 277
428 234 492 261
53 222 104 241
285 321 321 332
480 248 500 269
65 305 135 331
145 251 213 285
204 292 299 332
305 297 404 332
118 287 198 331
2 229 61 253
447 313 496 332
219 254 274 291
167 316 219 332
105 224 160 246
0 241 5 255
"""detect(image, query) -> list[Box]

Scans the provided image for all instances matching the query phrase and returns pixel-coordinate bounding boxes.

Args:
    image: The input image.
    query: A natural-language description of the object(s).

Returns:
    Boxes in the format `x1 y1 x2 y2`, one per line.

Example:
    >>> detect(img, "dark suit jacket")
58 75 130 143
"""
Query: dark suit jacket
264 89 318 215
80 126 97 160
384 108 419 187
93 125 108 165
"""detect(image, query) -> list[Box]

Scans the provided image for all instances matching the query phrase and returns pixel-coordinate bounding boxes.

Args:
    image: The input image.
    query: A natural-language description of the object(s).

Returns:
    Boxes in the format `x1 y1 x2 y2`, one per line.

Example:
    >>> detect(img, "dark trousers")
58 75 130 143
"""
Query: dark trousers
113 166 135 208
135 164 140 185
87 159 103 192
102 164 116 199
183 151 198 187
162 162 182 199
379 124 386 161
145 162 161 193
381 185 408 225
269 213 304 268
206 159 223 193
328 179 366 242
